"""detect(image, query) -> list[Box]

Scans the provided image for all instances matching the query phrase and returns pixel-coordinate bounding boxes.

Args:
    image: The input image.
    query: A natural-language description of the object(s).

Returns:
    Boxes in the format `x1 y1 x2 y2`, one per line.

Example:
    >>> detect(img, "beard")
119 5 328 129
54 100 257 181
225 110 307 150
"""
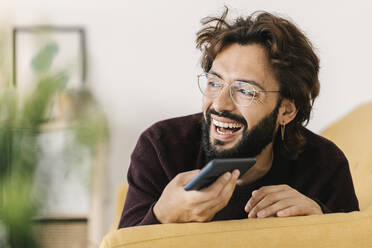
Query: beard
201 101 281 159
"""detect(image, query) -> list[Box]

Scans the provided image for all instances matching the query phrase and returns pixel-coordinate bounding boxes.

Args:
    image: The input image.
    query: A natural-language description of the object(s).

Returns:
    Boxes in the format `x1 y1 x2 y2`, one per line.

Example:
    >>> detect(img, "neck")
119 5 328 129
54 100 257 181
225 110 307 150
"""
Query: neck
236 142 274 186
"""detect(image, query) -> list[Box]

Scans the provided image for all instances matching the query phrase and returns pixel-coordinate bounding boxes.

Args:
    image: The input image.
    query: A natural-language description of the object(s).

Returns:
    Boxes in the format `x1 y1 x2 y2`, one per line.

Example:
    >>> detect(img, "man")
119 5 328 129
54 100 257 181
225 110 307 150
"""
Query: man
119 9 359 228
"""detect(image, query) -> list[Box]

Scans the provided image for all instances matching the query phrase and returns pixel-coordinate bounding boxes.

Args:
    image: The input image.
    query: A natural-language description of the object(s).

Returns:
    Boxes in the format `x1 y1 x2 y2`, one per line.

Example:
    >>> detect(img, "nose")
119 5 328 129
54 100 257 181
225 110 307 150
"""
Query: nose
212 85 235 113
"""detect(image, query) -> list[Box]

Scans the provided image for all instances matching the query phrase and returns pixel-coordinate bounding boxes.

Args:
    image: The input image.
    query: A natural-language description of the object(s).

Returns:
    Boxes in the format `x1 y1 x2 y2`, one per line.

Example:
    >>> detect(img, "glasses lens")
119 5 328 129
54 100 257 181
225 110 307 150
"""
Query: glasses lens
198 73 223 97
231 82 256 106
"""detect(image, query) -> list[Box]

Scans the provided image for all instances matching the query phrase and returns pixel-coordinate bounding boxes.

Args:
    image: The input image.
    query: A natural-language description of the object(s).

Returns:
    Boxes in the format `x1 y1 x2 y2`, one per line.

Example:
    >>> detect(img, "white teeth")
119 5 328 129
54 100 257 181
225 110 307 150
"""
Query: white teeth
212 119 242 129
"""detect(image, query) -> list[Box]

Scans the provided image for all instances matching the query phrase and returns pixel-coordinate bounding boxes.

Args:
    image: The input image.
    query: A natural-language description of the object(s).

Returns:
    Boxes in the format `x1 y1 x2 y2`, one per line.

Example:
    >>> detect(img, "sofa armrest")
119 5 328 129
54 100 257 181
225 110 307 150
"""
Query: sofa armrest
100 208 372 248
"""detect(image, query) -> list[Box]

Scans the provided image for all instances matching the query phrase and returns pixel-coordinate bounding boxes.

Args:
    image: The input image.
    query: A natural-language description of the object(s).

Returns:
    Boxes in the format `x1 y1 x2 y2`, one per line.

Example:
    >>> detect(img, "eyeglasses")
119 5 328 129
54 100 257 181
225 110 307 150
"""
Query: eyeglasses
197 73 280 107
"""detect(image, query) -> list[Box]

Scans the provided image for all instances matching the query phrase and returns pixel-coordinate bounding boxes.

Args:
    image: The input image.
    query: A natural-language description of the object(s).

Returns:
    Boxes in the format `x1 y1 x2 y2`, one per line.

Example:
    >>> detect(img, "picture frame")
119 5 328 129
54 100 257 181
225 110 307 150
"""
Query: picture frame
12 25 87 122
12 25 87 91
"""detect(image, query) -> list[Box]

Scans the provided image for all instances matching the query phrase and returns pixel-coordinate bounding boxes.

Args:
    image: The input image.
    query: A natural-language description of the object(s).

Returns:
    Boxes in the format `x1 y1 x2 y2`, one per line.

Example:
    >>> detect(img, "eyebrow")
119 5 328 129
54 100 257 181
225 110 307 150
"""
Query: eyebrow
208 70 265 91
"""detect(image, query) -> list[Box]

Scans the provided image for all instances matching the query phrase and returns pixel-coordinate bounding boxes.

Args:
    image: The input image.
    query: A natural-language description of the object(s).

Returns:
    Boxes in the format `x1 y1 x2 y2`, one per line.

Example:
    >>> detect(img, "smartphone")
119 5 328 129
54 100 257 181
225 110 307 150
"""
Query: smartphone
184 158 256 191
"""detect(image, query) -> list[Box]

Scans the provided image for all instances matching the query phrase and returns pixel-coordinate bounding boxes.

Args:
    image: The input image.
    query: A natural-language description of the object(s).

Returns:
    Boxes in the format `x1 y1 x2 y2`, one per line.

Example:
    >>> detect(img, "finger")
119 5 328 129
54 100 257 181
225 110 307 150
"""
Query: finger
255 198 295 218
245 185 289 213
190 191 228 222
178 169 201 185
192 201 223 222
276 205 306 217
276 198 323 217
247 190 293 218
217 169 240 204
200 171 233 198
197 175 238 222
197 170 240 214
187 171 232 204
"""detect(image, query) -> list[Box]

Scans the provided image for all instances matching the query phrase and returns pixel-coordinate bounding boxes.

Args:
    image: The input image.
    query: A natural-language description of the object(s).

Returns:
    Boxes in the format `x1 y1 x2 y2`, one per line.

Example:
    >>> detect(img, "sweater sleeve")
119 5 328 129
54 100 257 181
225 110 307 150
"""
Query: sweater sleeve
315 154 359 213
118 131 168 228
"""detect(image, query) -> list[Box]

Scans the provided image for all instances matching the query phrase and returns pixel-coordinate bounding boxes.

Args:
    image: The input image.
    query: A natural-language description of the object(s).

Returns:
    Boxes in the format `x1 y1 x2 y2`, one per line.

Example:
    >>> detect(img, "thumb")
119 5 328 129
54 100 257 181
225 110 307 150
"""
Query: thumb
178 169 201 185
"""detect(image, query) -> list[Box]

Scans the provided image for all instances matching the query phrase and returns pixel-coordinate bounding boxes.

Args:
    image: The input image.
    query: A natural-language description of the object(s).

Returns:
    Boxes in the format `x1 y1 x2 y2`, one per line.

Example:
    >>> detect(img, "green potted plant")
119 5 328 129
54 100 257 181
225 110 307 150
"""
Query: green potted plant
0 34 108 248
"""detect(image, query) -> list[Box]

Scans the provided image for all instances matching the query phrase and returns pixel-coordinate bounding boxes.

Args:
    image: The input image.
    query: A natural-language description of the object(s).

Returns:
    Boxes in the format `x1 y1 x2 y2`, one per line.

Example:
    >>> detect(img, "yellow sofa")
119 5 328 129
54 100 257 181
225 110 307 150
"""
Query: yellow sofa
100 103 372 248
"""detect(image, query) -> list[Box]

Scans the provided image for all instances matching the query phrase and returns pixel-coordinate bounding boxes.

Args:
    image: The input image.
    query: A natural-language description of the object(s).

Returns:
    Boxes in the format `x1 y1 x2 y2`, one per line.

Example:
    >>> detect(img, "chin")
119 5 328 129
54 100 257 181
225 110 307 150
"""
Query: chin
210 135 242 152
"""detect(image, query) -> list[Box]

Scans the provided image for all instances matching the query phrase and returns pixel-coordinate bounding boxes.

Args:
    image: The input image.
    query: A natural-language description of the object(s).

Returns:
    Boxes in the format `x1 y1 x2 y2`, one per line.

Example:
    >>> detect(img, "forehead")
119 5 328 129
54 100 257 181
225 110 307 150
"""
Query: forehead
210 43 278 90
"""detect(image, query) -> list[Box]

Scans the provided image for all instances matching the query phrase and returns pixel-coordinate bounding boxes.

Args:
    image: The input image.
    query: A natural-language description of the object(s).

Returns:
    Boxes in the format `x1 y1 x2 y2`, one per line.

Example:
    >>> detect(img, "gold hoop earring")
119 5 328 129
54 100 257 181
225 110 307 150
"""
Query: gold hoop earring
281 124 286 141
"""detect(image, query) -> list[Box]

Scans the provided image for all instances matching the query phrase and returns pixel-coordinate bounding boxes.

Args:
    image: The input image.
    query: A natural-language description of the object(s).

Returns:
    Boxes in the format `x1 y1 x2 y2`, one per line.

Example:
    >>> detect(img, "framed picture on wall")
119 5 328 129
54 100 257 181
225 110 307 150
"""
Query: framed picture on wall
12 26 87 121
11 26 92 220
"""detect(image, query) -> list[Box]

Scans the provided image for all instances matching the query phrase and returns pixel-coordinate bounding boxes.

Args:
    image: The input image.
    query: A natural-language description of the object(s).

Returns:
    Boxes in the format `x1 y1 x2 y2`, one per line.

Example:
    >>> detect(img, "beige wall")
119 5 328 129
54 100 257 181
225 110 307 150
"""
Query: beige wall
2 0 372 240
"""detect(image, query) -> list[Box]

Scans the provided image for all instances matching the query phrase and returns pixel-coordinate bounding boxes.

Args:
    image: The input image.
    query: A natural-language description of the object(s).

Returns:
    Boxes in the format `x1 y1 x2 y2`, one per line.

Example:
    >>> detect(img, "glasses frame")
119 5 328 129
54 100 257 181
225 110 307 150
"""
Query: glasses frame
197 72 280 107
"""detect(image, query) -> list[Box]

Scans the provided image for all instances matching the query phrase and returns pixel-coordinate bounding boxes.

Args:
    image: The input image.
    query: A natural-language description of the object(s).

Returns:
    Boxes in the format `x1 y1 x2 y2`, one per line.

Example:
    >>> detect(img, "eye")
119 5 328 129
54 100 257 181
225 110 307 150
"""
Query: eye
207 81 222 88
237 88 256 97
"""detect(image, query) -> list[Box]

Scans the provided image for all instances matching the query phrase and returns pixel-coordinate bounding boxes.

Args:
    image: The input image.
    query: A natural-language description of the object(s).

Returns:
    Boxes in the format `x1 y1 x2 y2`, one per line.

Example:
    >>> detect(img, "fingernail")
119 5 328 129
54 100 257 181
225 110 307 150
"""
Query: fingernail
233 170 240 178
245 204 250 212
252 190 257 196
257 210 265 218
277 210 285 217
224 172 231 180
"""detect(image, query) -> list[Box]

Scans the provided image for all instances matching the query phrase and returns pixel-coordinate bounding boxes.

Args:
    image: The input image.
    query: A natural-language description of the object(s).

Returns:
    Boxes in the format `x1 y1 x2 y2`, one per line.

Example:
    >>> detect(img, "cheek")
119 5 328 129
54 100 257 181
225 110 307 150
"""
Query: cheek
202 96 213 113
240 108 261 129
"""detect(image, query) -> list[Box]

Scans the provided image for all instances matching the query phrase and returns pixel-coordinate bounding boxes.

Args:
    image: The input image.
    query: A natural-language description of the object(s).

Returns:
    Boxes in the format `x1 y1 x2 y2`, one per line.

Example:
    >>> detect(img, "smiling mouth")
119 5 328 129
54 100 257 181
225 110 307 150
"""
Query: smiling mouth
212 119 243 134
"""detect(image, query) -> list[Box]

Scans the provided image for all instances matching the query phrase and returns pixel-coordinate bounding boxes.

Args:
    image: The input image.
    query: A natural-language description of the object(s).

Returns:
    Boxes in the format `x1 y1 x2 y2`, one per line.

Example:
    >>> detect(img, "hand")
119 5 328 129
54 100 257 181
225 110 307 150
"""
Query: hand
245 184 323 218
153 169 240 223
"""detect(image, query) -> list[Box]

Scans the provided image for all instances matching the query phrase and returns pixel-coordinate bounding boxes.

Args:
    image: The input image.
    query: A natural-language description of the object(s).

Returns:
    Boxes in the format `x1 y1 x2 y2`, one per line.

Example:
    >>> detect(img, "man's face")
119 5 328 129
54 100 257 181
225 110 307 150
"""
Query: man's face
202 43 281 158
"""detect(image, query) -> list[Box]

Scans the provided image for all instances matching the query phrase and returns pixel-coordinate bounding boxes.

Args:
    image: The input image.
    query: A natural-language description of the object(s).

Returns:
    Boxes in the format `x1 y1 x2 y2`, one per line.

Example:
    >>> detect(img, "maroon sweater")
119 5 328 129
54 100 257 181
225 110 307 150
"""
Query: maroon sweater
119 113 359 228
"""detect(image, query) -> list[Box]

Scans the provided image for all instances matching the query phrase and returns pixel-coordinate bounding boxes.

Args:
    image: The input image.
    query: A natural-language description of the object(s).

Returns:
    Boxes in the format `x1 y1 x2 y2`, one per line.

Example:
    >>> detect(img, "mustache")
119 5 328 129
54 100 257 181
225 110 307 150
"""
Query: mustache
205 108 247 127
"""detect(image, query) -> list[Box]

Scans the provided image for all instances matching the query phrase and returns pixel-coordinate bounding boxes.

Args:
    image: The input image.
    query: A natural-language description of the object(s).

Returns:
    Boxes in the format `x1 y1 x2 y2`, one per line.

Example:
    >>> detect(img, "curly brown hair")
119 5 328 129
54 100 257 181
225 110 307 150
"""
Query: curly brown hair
196 7 320 160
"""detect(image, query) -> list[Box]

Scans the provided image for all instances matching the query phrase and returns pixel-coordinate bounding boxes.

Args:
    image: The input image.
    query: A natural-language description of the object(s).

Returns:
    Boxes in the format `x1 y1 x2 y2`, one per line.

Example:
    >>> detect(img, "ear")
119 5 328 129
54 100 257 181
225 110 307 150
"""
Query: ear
277 98 298 125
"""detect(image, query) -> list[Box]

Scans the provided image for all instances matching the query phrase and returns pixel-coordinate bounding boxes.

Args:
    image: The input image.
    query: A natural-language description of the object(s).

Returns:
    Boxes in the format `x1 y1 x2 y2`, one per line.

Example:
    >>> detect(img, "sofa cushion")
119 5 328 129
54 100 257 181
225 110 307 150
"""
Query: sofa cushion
321 102 372 210
101 209 372 248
